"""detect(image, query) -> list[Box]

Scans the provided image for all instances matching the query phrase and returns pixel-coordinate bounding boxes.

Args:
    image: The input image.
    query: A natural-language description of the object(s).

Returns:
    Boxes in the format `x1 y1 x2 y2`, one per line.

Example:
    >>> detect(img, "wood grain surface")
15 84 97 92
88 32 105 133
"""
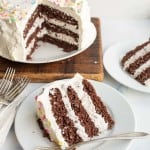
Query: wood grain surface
0 18 103 82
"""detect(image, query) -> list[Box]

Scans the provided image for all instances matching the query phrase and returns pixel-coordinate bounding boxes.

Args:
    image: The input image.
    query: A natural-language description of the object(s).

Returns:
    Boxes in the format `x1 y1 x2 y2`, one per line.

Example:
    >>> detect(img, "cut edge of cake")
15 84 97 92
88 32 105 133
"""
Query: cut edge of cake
36 73 114 149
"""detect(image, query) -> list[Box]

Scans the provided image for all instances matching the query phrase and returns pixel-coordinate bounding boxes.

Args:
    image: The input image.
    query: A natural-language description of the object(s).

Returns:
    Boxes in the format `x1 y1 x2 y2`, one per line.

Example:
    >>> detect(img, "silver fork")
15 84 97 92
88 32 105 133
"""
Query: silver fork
35 132 149 150
0 76 30 106
0 67 15 109
0 67 15 96
0 76 30 146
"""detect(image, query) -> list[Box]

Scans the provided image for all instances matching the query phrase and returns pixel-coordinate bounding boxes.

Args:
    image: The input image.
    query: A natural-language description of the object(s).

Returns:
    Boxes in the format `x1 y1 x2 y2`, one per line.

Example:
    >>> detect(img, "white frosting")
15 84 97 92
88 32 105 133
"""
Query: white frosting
37 87 68 149
133 59 150 78
36 74 110 149
0 20 26 60
123 43 150 70
0 0 91 61
144 79 150 86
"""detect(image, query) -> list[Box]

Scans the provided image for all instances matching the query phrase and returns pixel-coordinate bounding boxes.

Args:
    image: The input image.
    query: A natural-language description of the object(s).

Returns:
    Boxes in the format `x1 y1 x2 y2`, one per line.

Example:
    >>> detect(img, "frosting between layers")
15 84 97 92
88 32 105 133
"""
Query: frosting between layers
25 16 79 44
49 82 90 141
67 74 108 132
37 28 78 45
133 59 150 78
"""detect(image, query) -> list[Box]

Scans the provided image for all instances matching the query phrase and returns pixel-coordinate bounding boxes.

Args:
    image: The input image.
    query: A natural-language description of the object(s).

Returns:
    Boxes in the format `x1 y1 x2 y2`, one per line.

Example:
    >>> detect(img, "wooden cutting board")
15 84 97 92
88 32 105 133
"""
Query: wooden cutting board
0 18 103 82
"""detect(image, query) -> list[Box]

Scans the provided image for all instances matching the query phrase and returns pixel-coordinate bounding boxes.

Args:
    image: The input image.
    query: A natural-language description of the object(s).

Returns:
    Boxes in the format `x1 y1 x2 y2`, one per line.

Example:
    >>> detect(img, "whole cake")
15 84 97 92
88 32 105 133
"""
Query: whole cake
121 40 150 86
0 0 91 60
36 73 114 149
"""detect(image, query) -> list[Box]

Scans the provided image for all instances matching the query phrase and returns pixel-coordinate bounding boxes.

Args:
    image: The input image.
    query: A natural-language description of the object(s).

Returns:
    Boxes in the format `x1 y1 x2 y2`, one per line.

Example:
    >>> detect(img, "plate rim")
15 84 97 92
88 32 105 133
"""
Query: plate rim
14 80 135 150
103 40 150 93
0 22 96 64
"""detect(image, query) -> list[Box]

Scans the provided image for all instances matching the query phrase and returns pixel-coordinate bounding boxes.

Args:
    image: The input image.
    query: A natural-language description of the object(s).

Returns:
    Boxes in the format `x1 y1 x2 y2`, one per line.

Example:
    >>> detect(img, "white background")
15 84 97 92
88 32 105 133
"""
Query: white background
88 0 150 19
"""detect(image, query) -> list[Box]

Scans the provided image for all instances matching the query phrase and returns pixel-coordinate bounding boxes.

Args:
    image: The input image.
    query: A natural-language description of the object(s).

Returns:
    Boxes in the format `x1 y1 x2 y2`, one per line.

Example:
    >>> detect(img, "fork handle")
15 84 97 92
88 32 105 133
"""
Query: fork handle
35 132 149 150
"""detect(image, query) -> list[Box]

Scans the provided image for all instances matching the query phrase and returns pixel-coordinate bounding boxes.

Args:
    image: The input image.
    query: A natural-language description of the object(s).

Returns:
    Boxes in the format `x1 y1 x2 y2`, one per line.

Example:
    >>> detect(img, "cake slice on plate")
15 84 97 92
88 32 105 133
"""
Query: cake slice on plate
121 40 150 86
36 73 114 149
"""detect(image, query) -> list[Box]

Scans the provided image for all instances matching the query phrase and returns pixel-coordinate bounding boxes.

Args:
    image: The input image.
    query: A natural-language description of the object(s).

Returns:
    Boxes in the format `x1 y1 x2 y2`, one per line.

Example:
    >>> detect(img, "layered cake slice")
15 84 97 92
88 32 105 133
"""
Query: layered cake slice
36 73 114 149
121 41 150 86
0 0 91 60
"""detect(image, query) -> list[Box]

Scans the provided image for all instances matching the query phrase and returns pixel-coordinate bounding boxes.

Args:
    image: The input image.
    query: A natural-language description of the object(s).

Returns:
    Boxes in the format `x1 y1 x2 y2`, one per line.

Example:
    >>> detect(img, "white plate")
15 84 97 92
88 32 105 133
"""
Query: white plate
103 40 150 93
15 80 135 150
1 23 96 64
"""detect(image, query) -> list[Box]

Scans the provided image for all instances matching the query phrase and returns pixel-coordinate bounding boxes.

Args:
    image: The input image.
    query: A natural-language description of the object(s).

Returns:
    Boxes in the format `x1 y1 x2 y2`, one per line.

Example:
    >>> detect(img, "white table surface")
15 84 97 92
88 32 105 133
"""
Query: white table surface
1 19 150 150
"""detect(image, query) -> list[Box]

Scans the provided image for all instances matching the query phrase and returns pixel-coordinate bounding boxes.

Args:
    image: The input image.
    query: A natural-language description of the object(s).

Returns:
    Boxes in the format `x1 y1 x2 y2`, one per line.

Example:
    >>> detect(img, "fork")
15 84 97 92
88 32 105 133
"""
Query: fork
35 132 149 150
0 67 15 109
0 76 30 106
0 76 30 145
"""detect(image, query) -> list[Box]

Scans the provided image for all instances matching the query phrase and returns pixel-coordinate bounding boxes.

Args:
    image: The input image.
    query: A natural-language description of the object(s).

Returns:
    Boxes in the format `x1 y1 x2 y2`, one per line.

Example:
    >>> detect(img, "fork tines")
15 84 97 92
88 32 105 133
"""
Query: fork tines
5 76 30 101
0 67 15 95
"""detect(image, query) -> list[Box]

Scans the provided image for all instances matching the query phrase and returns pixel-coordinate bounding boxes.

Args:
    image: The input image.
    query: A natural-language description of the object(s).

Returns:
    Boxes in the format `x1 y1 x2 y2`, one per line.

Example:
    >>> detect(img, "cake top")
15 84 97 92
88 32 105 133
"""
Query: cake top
0 0 85 23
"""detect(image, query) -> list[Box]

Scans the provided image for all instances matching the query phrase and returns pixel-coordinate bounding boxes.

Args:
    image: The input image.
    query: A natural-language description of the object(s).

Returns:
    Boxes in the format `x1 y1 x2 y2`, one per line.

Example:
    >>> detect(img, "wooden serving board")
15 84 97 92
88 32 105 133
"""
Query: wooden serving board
0 18 103 82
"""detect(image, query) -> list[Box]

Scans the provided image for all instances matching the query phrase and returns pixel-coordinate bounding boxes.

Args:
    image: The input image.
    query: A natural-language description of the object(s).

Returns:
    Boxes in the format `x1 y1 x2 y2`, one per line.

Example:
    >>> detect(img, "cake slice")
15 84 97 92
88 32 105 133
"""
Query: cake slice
36 73 114 149
121 41 150 86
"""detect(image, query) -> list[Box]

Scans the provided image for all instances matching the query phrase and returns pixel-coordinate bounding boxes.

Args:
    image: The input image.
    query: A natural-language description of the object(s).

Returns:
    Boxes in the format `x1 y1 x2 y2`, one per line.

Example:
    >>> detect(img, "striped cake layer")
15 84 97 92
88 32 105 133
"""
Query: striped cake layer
26 22 79 50
24 4 80 59
121 41 150 86
36 74 114 150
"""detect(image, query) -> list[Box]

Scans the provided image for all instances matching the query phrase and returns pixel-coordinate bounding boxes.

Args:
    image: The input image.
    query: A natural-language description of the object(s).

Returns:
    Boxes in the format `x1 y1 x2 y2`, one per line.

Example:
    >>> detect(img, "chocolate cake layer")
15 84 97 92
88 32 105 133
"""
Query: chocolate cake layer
67 86 99 137
49 88 82 145
82 80 114 129
121 41 150 66
126 52 150 75
39 4 78 26
135 67 150 84
39 35 78 52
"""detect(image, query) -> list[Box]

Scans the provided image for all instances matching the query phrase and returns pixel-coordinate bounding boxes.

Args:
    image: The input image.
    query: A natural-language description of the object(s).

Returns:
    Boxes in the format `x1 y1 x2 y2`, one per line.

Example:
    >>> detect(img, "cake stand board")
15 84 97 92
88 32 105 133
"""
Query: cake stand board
0 18 104 82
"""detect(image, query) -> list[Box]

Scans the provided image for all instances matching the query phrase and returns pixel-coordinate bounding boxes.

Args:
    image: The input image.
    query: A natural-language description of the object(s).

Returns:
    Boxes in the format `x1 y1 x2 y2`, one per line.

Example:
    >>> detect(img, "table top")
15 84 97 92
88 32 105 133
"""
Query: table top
1 18 150 150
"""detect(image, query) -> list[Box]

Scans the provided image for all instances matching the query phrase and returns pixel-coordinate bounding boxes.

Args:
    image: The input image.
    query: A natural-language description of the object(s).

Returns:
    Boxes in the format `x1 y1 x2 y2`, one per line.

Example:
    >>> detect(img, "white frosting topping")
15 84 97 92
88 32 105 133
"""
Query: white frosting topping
123 43 150 70
0 20 26 60
36 74 109 149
